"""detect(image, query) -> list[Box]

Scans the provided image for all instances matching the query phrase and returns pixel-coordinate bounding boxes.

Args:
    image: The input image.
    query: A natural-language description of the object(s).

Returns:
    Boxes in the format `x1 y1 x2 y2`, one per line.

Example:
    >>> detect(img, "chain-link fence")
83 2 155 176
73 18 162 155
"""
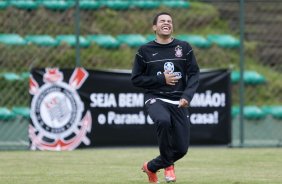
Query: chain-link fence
0 0 281 149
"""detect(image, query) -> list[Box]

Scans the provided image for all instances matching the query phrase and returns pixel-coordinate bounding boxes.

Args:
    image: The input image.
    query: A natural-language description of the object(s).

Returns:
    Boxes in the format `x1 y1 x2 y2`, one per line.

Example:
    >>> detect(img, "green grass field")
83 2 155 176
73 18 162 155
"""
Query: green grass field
0 147 281 184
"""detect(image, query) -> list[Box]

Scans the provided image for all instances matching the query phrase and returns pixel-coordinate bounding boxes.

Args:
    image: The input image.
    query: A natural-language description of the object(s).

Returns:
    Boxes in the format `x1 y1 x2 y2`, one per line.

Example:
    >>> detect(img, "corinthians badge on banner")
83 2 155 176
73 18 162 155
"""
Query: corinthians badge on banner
29 68 92 151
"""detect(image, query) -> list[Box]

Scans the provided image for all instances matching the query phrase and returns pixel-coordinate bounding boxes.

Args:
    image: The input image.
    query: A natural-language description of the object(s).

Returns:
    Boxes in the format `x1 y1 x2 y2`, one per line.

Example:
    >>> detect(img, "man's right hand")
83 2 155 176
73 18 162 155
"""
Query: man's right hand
164 70 179 86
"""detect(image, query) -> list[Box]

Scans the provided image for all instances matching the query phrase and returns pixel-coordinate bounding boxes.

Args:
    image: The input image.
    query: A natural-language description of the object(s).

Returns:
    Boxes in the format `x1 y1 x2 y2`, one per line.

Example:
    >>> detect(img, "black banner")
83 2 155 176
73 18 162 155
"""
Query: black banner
189 69 231 144
29 68 231 150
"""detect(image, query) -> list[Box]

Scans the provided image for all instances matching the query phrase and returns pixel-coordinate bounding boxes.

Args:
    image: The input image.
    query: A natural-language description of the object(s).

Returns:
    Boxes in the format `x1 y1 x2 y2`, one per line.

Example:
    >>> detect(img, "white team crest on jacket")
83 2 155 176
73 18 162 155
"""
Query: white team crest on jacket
164 62 174 73
175 45 183 57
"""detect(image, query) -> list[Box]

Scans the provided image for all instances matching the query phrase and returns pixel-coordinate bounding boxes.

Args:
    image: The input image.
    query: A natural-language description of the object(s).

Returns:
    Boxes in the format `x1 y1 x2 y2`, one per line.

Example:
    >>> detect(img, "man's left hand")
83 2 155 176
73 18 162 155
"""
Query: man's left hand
178 98 189 108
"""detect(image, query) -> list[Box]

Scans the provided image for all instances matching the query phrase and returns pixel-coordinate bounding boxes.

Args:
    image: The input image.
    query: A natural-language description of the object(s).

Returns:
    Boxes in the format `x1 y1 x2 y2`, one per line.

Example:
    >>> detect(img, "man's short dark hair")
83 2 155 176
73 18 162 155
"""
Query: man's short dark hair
153 12 172 25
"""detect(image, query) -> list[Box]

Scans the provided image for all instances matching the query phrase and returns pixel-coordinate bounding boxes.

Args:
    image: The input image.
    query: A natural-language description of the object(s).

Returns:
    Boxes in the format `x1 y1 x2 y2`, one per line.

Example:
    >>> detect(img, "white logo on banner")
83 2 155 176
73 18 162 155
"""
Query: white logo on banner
29 68 92 151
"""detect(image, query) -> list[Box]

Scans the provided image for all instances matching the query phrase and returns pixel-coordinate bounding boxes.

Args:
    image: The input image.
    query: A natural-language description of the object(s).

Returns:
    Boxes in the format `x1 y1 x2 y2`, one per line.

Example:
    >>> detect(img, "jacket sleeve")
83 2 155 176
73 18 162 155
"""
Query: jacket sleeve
181 48 200 103
131 49 166 89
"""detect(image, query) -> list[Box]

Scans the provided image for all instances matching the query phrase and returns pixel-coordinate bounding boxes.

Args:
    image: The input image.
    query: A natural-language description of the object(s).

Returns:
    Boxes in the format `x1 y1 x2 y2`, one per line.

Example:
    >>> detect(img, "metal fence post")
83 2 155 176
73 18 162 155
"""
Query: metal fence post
75 0 80 67
239 0 245 147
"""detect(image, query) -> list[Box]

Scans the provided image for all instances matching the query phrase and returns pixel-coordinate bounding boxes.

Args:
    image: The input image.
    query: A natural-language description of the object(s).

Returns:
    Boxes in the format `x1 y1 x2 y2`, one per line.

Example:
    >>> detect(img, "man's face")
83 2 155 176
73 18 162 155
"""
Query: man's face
153 14 173 37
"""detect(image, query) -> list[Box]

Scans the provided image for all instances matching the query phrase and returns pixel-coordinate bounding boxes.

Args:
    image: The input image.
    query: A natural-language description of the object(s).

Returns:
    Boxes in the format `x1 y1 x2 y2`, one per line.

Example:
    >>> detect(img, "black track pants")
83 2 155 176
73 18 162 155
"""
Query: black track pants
145 99 190 172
